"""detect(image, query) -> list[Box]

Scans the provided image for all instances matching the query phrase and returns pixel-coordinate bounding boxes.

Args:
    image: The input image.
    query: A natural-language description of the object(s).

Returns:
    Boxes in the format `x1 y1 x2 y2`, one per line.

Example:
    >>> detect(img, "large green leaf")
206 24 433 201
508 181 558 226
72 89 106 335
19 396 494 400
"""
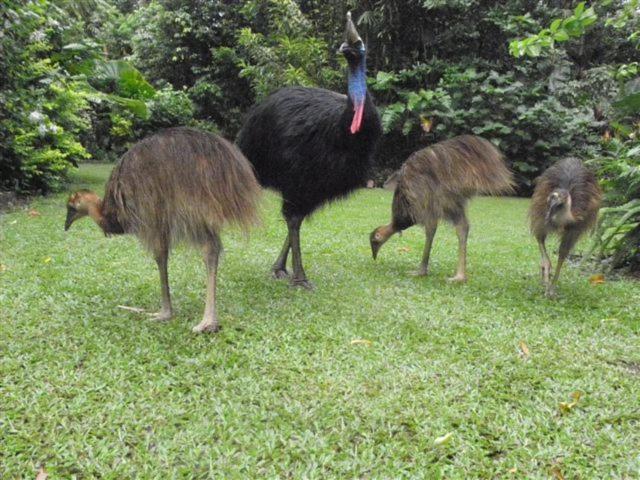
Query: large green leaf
80 83 151 119
105 94 150 119
613 92 640 114
91 60 156 100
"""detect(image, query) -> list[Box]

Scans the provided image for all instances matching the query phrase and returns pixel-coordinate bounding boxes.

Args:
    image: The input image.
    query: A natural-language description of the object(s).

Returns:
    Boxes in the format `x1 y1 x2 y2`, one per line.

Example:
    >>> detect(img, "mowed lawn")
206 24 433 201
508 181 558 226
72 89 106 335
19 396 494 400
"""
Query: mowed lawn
1 164 639 479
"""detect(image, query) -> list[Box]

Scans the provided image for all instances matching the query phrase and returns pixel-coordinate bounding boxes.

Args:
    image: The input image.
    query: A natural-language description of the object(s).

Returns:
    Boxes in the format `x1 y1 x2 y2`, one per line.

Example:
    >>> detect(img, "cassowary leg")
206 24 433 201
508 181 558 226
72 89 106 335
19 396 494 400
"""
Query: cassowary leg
151 246 172 322
412 218 438 277
449 214 469 283
537 235 551 286
547 231 579 298
272 234 290 279
193 235 222 333
287 215 313 290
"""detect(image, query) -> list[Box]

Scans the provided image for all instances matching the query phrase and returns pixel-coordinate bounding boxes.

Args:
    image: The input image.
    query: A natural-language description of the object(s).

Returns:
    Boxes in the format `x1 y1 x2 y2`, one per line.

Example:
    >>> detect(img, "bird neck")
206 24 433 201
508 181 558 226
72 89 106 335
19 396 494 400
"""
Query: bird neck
87 198 108 233
347 59 367 135
378 223 396 241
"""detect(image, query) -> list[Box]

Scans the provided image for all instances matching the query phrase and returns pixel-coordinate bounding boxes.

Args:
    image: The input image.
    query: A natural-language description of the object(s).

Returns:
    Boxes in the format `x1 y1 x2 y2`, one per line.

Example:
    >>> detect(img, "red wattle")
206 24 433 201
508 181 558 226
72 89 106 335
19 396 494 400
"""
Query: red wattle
350 103 364 134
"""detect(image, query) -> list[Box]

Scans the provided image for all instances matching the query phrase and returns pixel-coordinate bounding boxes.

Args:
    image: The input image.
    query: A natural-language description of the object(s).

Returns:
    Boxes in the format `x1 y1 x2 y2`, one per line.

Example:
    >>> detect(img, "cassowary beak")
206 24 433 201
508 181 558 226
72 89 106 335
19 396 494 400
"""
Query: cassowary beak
65 208 77 231
370 228 384 260
370 226 393 260
371 240 381 260
545 194 563 222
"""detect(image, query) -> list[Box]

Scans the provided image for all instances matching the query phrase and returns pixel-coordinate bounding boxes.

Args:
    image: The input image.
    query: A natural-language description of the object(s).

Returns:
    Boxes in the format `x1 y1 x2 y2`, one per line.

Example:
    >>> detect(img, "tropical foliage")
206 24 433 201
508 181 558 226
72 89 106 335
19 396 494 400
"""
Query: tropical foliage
511 1 640 270
1 0 638 268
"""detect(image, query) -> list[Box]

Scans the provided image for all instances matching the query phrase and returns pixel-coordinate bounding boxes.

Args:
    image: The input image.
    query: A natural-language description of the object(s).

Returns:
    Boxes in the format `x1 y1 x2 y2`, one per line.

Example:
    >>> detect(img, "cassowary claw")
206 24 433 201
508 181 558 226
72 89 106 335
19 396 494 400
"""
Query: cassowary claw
192 319 221 334
447 274 467 283
148 309 172 322
290 278 314 290
410 269 429 277
272 268 289 280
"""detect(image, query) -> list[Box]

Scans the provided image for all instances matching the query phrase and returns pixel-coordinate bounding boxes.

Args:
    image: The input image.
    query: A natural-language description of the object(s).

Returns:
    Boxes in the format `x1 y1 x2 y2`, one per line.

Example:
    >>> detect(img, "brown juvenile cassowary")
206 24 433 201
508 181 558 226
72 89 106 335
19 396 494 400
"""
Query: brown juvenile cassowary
64 127 261 333
530 157 601 297
236 12 382 289
370 135 514 281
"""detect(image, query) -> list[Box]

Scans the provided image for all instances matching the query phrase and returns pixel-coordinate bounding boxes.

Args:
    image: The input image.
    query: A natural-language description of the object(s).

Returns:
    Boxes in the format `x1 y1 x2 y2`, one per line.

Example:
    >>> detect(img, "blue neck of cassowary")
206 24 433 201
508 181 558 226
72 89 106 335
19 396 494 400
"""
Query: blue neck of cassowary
347 59 367 107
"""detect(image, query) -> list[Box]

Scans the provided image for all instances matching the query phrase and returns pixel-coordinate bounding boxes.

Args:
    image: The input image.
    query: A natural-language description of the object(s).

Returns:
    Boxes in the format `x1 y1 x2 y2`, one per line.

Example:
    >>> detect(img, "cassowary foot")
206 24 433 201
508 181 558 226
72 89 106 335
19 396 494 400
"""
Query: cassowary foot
448 273 467 283
192 318 221 334
272 268 289 280
410 268 429 277
148 309 172 322
290 278 314 290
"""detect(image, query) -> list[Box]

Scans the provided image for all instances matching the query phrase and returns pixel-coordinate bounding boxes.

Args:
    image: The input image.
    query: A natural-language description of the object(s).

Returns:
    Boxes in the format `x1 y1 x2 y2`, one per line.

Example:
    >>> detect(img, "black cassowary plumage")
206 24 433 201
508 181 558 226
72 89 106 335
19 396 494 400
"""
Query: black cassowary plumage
238 87 380 219
236 12 382 288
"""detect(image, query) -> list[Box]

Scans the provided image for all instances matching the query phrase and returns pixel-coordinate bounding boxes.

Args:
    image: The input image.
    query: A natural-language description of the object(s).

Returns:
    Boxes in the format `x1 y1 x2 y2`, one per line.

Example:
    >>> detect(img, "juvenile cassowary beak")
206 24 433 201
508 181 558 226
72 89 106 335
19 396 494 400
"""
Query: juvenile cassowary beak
370 229 383 260
371 240 381 260
64 207 77 231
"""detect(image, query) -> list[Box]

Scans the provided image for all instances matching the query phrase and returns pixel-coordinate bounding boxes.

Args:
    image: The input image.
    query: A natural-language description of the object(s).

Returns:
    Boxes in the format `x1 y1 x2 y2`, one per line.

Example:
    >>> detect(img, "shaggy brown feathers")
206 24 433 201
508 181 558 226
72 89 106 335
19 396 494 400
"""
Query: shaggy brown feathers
394 135 515 225
529 157 601 297
371 135 514 281
103 127 260 251
529 157 601 238
65 127 261 333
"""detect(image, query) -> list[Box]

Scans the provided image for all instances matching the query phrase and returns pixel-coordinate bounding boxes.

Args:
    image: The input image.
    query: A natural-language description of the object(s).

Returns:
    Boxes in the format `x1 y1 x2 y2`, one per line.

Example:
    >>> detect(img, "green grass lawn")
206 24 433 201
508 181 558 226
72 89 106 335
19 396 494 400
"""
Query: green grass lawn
1 164 639 478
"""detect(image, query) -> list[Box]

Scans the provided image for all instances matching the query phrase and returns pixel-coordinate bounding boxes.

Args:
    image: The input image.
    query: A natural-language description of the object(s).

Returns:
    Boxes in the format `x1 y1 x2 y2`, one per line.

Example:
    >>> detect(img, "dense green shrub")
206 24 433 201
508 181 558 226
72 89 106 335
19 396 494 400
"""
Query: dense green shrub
0 1 169 190
119 0 252 136
371 62 601 191
111 0 342 136
145 88 195 130
511 1 640 270
2 0 637 202
358 1 633 191
235 0 342 100
0 0 91 192
589 92 640 270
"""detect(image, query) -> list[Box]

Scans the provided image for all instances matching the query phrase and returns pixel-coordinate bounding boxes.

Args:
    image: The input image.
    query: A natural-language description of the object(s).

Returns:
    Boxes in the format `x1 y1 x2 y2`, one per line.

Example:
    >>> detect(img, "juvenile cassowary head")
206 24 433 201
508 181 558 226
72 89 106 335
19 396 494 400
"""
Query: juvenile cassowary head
369 225 394 260
65 189 99 230
546 188 573 223
338 11 365 67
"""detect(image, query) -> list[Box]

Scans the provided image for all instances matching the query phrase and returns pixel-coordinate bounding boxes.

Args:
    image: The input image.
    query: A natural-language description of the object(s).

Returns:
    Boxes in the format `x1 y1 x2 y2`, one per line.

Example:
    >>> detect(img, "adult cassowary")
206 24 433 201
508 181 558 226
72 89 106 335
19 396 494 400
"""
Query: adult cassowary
237 12 382 289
